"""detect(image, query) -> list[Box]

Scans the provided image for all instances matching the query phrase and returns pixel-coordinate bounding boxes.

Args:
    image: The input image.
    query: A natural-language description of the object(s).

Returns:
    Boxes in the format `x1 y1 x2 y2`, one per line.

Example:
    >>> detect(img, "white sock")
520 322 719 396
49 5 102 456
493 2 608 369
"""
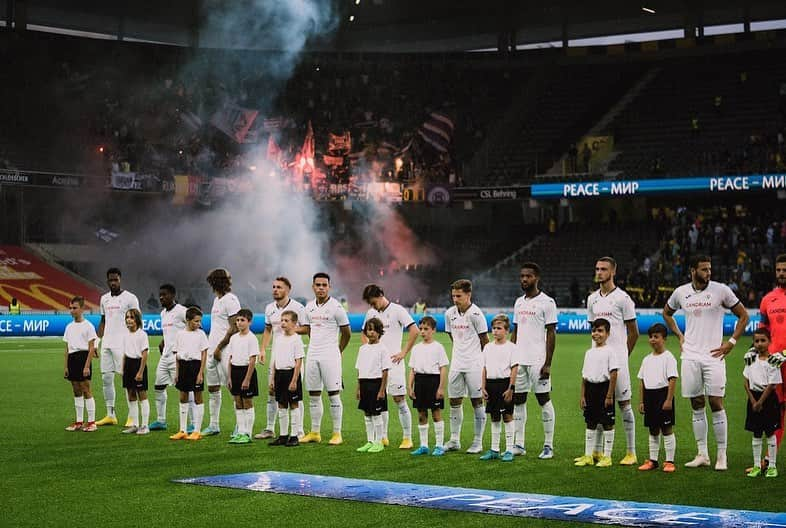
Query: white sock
140 399 150 427
767 435 778 466
514 403 527 446
309 395 323 433
398 400 412 438
235 408 242 434
188 392 195 428
246 407 255 436
102 372 115 416
126 393 134 421
491 421 501 452
329 394 343 434
649 434 660 462
584 428 595 457
297 404 305 436
193 403 204 432
364 416 374 442
504 421 515 452
74 396 84 423
278 408 289 437
179 402 189 432
603 429 615 458
209 391 222 429
290 407 301 437
541 400 555 447
381 410 390 439
85 397 96 422
594 424 604 454
664 433 676 462
692 409 708 457
266 397 278 432
434 420 445 448
622 404 636 453
712 410 727 456
372 414 384 443
450 406 463 442
753 436 763 467
127 401 139 427
418 423 429 448
473 405 486 444
155 389 167 422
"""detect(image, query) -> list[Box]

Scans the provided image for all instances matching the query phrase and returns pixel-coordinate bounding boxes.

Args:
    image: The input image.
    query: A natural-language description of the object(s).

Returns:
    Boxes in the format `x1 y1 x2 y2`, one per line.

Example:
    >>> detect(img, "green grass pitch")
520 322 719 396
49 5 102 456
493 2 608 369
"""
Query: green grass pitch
1 333 779 527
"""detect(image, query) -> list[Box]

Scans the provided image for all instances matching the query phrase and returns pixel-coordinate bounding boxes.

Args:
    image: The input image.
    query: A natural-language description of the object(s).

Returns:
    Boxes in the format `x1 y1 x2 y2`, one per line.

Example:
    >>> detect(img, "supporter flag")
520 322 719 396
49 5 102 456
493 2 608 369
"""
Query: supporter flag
266 134 282 165
418 111 454 152
297 121 315 173
328 131 351 153
210 103 259 143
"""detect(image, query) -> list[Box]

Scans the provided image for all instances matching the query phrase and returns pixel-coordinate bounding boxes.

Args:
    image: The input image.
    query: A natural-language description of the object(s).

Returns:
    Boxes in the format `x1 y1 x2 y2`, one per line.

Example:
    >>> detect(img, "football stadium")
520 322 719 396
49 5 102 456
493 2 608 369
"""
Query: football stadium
2 1 786 526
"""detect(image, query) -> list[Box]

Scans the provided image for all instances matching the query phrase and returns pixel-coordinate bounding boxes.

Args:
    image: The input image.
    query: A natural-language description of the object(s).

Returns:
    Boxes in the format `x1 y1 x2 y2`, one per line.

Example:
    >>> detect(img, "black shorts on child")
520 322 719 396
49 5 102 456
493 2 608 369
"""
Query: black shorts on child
274 369 303 404
67 350 92 382
122 357 148 391
583 380 615 427
412 373 443 411
485 378 514 416
230 364 259 398
358 378 387 415
175 359 204 392
643 387 675 428
745 390 781 436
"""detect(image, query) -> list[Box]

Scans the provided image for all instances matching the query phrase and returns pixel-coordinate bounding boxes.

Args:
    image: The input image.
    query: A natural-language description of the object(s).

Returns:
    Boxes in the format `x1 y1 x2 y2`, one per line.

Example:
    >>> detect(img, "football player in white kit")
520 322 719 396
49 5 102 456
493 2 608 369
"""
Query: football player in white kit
663 255 749 470
202 268 242 436
361 284 419 449
254 277 306 440
585 257 640 465
510 263 558 459
96 268 140 426
149 284 187 431
299 273 352 445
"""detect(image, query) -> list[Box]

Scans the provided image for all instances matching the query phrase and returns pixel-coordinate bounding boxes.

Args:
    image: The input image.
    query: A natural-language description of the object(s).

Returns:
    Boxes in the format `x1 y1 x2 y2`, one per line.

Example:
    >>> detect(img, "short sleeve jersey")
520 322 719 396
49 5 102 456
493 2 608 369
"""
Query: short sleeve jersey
637 350 679 390
228 332 259 367
744 356 784 392
356 342 393 379
303 297 350 358
160 304 187 356
513 292 558 366
175 329 209 361
587 287 636 357
208 292 241 352
363 302 415 357
759 287 786 353
99 290 140 349
409 342 449 375
63 320 98 353
265 299 306 341
123 330 149 359
582 345 624 383
272 333 305 370
483 341 518 380
445 303 488 372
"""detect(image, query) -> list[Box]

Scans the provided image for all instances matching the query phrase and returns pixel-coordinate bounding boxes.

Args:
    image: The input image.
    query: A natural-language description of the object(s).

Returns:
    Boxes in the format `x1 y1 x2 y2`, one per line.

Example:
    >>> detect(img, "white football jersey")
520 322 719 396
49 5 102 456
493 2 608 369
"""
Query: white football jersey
208 292 242 352
587 287 636 357
63 320 98 353
637 350 679 390
99 290 140 349
445 303 488 372
363 302 415 357
264 298 306 341
513 292 558 366
483 340 518 380
160 304 187 356
304 297 350 358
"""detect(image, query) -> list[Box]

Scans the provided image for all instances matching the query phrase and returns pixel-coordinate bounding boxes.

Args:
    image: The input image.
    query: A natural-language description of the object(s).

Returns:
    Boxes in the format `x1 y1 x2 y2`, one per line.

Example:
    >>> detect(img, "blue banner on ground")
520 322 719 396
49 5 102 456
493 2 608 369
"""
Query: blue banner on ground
175 471 786 527
0 312 760 338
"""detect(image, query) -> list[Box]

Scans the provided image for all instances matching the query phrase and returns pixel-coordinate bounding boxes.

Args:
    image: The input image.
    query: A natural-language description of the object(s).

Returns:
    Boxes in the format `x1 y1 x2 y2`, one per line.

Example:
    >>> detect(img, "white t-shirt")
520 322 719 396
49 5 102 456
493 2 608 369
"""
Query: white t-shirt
363 302 415 357
272 333 305 370
744 356 783 392
356 342 393 379
123 330 149 359
445 303 488 372
208 292 242 352
99 290 140 349
637 350 679 390
265 298 306 340
63 319 98 354
228 332 259 367
409 341 449 375
581 345 624 383
303 297 350 358
175 328 209 362
587 287 636 356
667 281 740 361
513 292 558 366
483 340 518 380
161 304 187 356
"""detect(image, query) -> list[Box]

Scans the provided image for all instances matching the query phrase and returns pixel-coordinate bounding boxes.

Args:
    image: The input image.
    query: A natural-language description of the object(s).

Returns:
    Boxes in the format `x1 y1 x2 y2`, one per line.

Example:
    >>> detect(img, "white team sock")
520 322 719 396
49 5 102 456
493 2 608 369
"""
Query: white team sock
594 424 604 454
155 389 167 423
491 421 501 452
473 405 486 444
398 400 412 439
663 433 676 462
372 414 384 443
209 391 222 429
309 395 323 433
364 416 374 442
649 434 660 462
278 408 289 438
74 396 84 423
266 397 278 432
126 393 134 421
434 420 445 448
753 436 763 467
711 410 727 457
603 429 615 458
767 435 778 466
179 402 189 432
329 394 343 434
450 406 463 442
296 404 305 436
193 403 204 432
504 421 515 452
246 408 255 436
514 403 527 446
85 397 96 422
692 409 708 457
140 399 150 427
541 400 555 447
622 404 636 453
188 392 195 428
290 407 301 437
234 408 242 434
102 372 115 416
584 429 595 457
127 401 139 427
381 410 390 438
418 423 429 448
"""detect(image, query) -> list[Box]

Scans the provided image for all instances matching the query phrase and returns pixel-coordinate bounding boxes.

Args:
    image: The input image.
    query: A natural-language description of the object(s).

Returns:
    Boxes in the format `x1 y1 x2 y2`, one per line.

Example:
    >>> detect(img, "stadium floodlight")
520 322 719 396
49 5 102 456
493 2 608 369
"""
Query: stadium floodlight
349 15 355 22
641 7 656 14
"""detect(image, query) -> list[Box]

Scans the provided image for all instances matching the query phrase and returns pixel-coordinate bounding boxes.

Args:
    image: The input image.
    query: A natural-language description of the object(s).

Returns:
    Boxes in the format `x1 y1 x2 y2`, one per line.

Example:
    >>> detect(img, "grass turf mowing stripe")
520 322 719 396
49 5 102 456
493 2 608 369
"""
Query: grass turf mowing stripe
175 471 786 527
